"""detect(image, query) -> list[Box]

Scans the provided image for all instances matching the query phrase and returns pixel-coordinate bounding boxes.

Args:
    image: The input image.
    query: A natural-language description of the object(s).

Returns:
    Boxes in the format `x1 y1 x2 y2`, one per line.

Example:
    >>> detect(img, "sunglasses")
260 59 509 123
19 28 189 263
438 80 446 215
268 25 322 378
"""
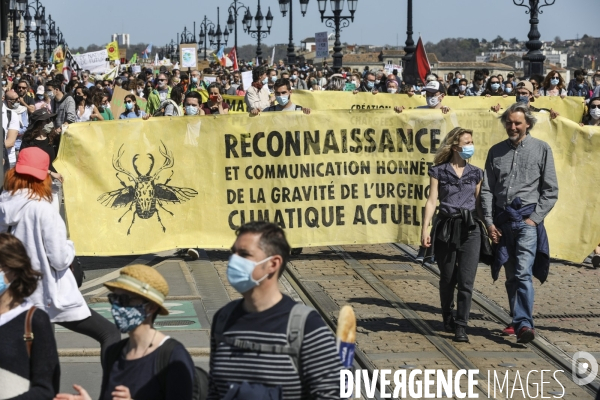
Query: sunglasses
125 100 133 104
17 86 27 90
157 79 167 82
108 293 146 307
590 104 600 110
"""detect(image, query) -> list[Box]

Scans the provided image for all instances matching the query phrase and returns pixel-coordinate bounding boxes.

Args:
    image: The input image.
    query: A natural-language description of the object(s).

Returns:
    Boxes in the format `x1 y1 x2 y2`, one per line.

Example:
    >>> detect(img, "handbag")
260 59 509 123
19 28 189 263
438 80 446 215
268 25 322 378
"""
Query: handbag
69 257 85 288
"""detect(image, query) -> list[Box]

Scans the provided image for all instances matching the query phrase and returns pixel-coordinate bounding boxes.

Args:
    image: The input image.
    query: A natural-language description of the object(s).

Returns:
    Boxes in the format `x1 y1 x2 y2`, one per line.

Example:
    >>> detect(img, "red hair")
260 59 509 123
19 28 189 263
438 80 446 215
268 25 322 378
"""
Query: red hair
3 168 52 202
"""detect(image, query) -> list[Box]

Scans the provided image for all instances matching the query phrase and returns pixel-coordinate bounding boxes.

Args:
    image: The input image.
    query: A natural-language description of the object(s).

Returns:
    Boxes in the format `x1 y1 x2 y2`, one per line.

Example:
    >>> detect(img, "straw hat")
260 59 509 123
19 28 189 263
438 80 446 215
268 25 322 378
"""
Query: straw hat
104 264 170 315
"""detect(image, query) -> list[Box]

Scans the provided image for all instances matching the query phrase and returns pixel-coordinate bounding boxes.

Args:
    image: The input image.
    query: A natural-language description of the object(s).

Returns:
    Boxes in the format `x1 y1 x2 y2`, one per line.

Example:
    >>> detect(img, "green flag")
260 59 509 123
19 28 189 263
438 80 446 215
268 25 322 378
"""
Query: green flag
129 53 138 64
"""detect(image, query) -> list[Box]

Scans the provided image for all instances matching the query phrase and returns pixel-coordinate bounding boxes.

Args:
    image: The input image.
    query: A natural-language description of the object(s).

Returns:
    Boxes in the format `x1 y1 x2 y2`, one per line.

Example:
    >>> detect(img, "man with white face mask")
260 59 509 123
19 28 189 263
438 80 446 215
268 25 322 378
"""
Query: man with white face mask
207 221 342 399
262 79 311 114
393 81 451 115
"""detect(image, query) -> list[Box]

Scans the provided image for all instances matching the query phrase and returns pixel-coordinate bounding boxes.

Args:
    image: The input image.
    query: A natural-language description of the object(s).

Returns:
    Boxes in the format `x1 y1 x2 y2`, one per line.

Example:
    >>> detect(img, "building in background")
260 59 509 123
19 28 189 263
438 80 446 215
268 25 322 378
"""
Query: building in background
111 33 130 47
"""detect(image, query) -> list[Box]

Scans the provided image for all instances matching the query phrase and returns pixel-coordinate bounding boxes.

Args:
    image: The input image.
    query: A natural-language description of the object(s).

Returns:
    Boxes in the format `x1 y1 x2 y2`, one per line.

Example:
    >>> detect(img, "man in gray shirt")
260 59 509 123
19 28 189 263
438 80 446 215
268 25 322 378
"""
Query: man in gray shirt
481 102 558 344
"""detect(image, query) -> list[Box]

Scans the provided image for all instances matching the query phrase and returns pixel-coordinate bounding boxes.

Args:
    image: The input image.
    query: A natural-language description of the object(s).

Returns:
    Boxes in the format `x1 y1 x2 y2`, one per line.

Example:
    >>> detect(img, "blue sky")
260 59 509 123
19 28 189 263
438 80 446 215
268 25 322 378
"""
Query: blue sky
43 0 599 50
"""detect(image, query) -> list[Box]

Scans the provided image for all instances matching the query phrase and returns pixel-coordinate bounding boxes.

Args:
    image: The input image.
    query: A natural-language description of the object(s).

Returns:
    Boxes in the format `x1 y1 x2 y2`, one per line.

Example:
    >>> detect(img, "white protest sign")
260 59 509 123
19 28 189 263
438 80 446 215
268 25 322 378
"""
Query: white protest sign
204 75 217 85
241 70 253 92
384 64 403 76
132 65 141 74
72 49 110 74
315 32 329 58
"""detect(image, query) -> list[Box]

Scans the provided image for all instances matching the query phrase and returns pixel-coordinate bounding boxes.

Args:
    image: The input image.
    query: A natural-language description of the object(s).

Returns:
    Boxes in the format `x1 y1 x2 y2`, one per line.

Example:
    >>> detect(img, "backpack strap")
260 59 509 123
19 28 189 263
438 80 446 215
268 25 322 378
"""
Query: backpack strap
285 304 313 374
103 338 129 372
23 306 36 357
155 337 180 397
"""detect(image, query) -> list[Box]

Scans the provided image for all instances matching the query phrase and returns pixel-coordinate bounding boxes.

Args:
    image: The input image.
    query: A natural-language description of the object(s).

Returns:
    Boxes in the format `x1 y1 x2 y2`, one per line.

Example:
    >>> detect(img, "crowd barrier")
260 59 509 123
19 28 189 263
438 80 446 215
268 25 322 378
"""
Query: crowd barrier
55 109 600 262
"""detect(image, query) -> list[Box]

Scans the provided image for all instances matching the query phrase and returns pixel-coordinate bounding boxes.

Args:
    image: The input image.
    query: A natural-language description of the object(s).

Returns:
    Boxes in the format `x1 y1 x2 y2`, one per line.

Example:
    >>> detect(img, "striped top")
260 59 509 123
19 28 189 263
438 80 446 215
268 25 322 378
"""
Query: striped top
208 295 342 399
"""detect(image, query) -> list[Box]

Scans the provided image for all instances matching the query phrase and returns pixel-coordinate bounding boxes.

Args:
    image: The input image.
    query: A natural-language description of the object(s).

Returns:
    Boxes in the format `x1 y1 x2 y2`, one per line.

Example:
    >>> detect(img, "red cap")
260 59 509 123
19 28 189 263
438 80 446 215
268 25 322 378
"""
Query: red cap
15 147 50 181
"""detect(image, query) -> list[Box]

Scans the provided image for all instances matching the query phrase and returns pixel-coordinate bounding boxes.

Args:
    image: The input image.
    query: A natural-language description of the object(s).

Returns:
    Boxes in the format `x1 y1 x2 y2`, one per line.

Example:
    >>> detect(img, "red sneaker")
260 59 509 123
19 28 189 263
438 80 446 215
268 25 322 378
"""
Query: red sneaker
502 324 515 336
517 327 536 344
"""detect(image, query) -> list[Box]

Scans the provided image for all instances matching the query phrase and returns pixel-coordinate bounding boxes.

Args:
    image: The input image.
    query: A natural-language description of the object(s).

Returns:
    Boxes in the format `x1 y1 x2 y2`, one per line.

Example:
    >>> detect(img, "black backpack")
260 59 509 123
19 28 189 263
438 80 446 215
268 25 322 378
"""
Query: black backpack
105 337 208 400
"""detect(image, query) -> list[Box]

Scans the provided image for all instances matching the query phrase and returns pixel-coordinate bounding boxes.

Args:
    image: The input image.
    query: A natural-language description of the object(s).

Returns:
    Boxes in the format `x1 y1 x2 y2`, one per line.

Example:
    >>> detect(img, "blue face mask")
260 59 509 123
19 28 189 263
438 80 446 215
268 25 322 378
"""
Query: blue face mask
367 81 375 89
185 105 199 115
0 271 10 297
262 77 269 85
110 303 148 333
516 94 529 104
505 87 513 94
125 102 134 110
454 78 460 84
271 76 277 83
192 77 199 84
458 144 475 160
550 78 559 86
276 95 289 106
227 254 272 294
491 83 500 91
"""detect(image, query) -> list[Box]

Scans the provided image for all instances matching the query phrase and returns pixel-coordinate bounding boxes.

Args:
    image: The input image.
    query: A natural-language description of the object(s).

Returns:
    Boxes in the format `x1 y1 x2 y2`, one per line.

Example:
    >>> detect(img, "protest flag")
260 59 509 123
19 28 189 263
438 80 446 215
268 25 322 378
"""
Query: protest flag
403 36 430 86
102 65 119 81
129 53 138 64
154 53 159 66
62 48 79 83
106 41 119 61
228 48 239 71
142 43 152 59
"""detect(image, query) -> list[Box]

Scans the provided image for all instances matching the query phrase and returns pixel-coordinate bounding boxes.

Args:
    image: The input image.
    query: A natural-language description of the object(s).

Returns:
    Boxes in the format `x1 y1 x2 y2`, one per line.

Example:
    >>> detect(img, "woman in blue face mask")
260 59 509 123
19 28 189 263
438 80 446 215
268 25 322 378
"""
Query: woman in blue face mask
56 265 196 400
421 127 491 343
483 76 506 97
539 70 567 98
0 233 60 400
119 94 150 120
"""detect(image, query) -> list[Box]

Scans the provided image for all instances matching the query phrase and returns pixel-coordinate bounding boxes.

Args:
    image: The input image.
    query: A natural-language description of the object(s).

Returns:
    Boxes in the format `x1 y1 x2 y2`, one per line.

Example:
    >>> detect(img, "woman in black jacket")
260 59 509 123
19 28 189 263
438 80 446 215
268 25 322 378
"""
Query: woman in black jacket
0 233 60 400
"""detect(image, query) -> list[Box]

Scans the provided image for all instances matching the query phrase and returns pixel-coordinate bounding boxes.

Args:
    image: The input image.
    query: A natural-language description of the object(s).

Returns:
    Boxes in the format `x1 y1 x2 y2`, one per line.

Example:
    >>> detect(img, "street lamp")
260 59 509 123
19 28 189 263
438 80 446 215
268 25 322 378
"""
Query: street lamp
316 0 358 73
198 15 215 61
228 0 249 57
180 26 195 44
210 7 229 51
513 0 555 78
279 0 309 65
243 0 273 64
9 0 28 63
22 3 38 64
402 0 415 63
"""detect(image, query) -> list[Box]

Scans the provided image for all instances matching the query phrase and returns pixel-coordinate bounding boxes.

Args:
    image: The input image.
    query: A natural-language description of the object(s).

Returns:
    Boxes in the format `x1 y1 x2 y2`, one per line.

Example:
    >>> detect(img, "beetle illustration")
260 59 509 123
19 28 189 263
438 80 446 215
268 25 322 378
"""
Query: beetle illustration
97 142 198 235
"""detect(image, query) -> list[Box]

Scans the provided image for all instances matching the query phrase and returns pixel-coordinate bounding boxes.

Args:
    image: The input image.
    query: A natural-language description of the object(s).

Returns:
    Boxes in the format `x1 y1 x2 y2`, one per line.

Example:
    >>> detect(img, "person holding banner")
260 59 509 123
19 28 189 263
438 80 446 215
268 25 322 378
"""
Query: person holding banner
262 79 311 114
119 94 150 120
200 83 229 115
421 127 490 343
245 67 272 115
146 74 172 116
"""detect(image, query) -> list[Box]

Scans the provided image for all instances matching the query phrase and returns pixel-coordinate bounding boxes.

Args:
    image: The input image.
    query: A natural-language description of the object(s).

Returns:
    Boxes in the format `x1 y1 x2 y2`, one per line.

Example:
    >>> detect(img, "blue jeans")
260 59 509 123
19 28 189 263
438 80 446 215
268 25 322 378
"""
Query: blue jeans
503 220 537 332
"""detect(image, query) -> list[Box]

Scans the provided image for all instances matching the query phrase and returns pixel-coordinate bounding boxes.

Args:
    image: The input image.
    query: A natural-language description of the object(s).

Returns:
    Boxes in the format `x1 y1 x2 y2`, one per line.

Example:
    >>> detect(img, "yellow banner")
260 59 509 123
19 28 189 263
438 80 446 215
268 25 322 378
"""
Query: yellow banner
55 111 600 262
290 91 586 124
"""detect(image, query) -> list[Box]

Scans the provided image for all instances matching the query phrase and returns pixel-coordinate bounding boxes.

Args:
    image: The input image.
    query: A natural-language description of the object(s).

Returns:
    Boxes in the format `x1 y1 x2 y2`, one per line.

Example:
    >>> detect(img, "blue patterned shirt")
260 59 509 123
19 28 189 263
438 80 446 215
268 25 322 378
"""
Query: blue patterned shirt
428 163 484 215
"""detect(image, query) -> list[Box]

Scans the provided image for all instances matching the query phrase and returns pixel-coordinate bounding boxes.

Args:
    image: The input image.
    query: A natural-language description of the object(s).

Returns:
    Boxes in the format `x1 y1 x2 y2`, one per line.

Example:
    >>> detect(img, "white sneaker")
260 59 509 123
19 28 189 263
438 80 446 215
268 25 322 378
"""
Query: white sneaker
187 248 199 260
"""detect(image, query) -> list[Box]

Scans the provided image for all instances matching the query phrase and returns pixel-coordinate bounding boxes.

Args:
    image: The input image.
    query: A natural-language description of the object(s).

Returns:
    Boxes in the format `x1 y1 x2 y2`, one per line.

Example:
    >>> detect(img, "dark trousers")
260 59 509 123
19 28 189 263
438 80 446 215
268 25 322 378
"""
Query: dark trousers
434 224 481 327
57 307 121 361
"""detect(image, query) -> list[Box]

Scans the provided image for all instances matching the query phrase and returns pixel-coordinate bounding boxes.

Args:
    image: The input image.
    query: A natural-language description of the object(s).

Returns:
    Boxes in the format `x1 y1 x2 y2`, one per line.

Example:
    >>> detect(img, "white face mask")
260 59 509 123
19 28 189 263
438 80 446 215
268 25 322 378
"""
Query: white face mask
590 108 600 120
459 85 467 92
426 95 440 108
387 88 397 94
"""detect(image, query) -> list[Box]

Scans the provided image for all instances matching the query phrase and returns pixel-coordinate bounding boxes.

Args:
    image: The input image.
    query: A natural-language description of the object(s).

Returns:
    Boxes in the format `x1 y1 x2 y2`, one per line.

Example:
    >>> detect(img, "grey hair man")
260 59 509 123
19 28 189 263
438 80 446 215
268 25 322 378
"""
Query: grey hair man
481 102 558 344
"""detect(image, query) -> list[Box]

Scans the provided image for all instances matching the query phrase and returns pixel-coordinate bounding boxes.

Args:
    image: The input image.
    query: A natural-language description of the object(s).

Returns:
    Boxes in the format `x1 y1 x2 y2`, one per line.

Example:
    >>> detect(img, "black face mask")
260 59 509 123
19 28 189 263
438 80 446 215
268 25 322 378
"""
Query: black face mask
75 95 84 103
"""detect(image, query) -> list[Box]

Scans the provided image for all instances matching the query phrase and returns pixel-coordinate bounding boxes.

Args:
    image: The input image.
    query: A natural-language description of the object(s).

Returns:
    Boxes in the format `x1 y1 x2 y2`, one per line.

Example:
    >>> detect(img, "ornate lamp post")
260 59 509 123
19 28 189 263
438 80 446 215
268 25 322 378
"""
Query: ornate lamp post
316 0 357 73
35 5 46 63
513 0 555 78
9 0 27 63
243 0 273 64
402 0 415 63
228 0 248 56
57 27 64 45
22 3 36 64
180 26 195 44
278 0 309 65
210 7 230 51
198 15 215 61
